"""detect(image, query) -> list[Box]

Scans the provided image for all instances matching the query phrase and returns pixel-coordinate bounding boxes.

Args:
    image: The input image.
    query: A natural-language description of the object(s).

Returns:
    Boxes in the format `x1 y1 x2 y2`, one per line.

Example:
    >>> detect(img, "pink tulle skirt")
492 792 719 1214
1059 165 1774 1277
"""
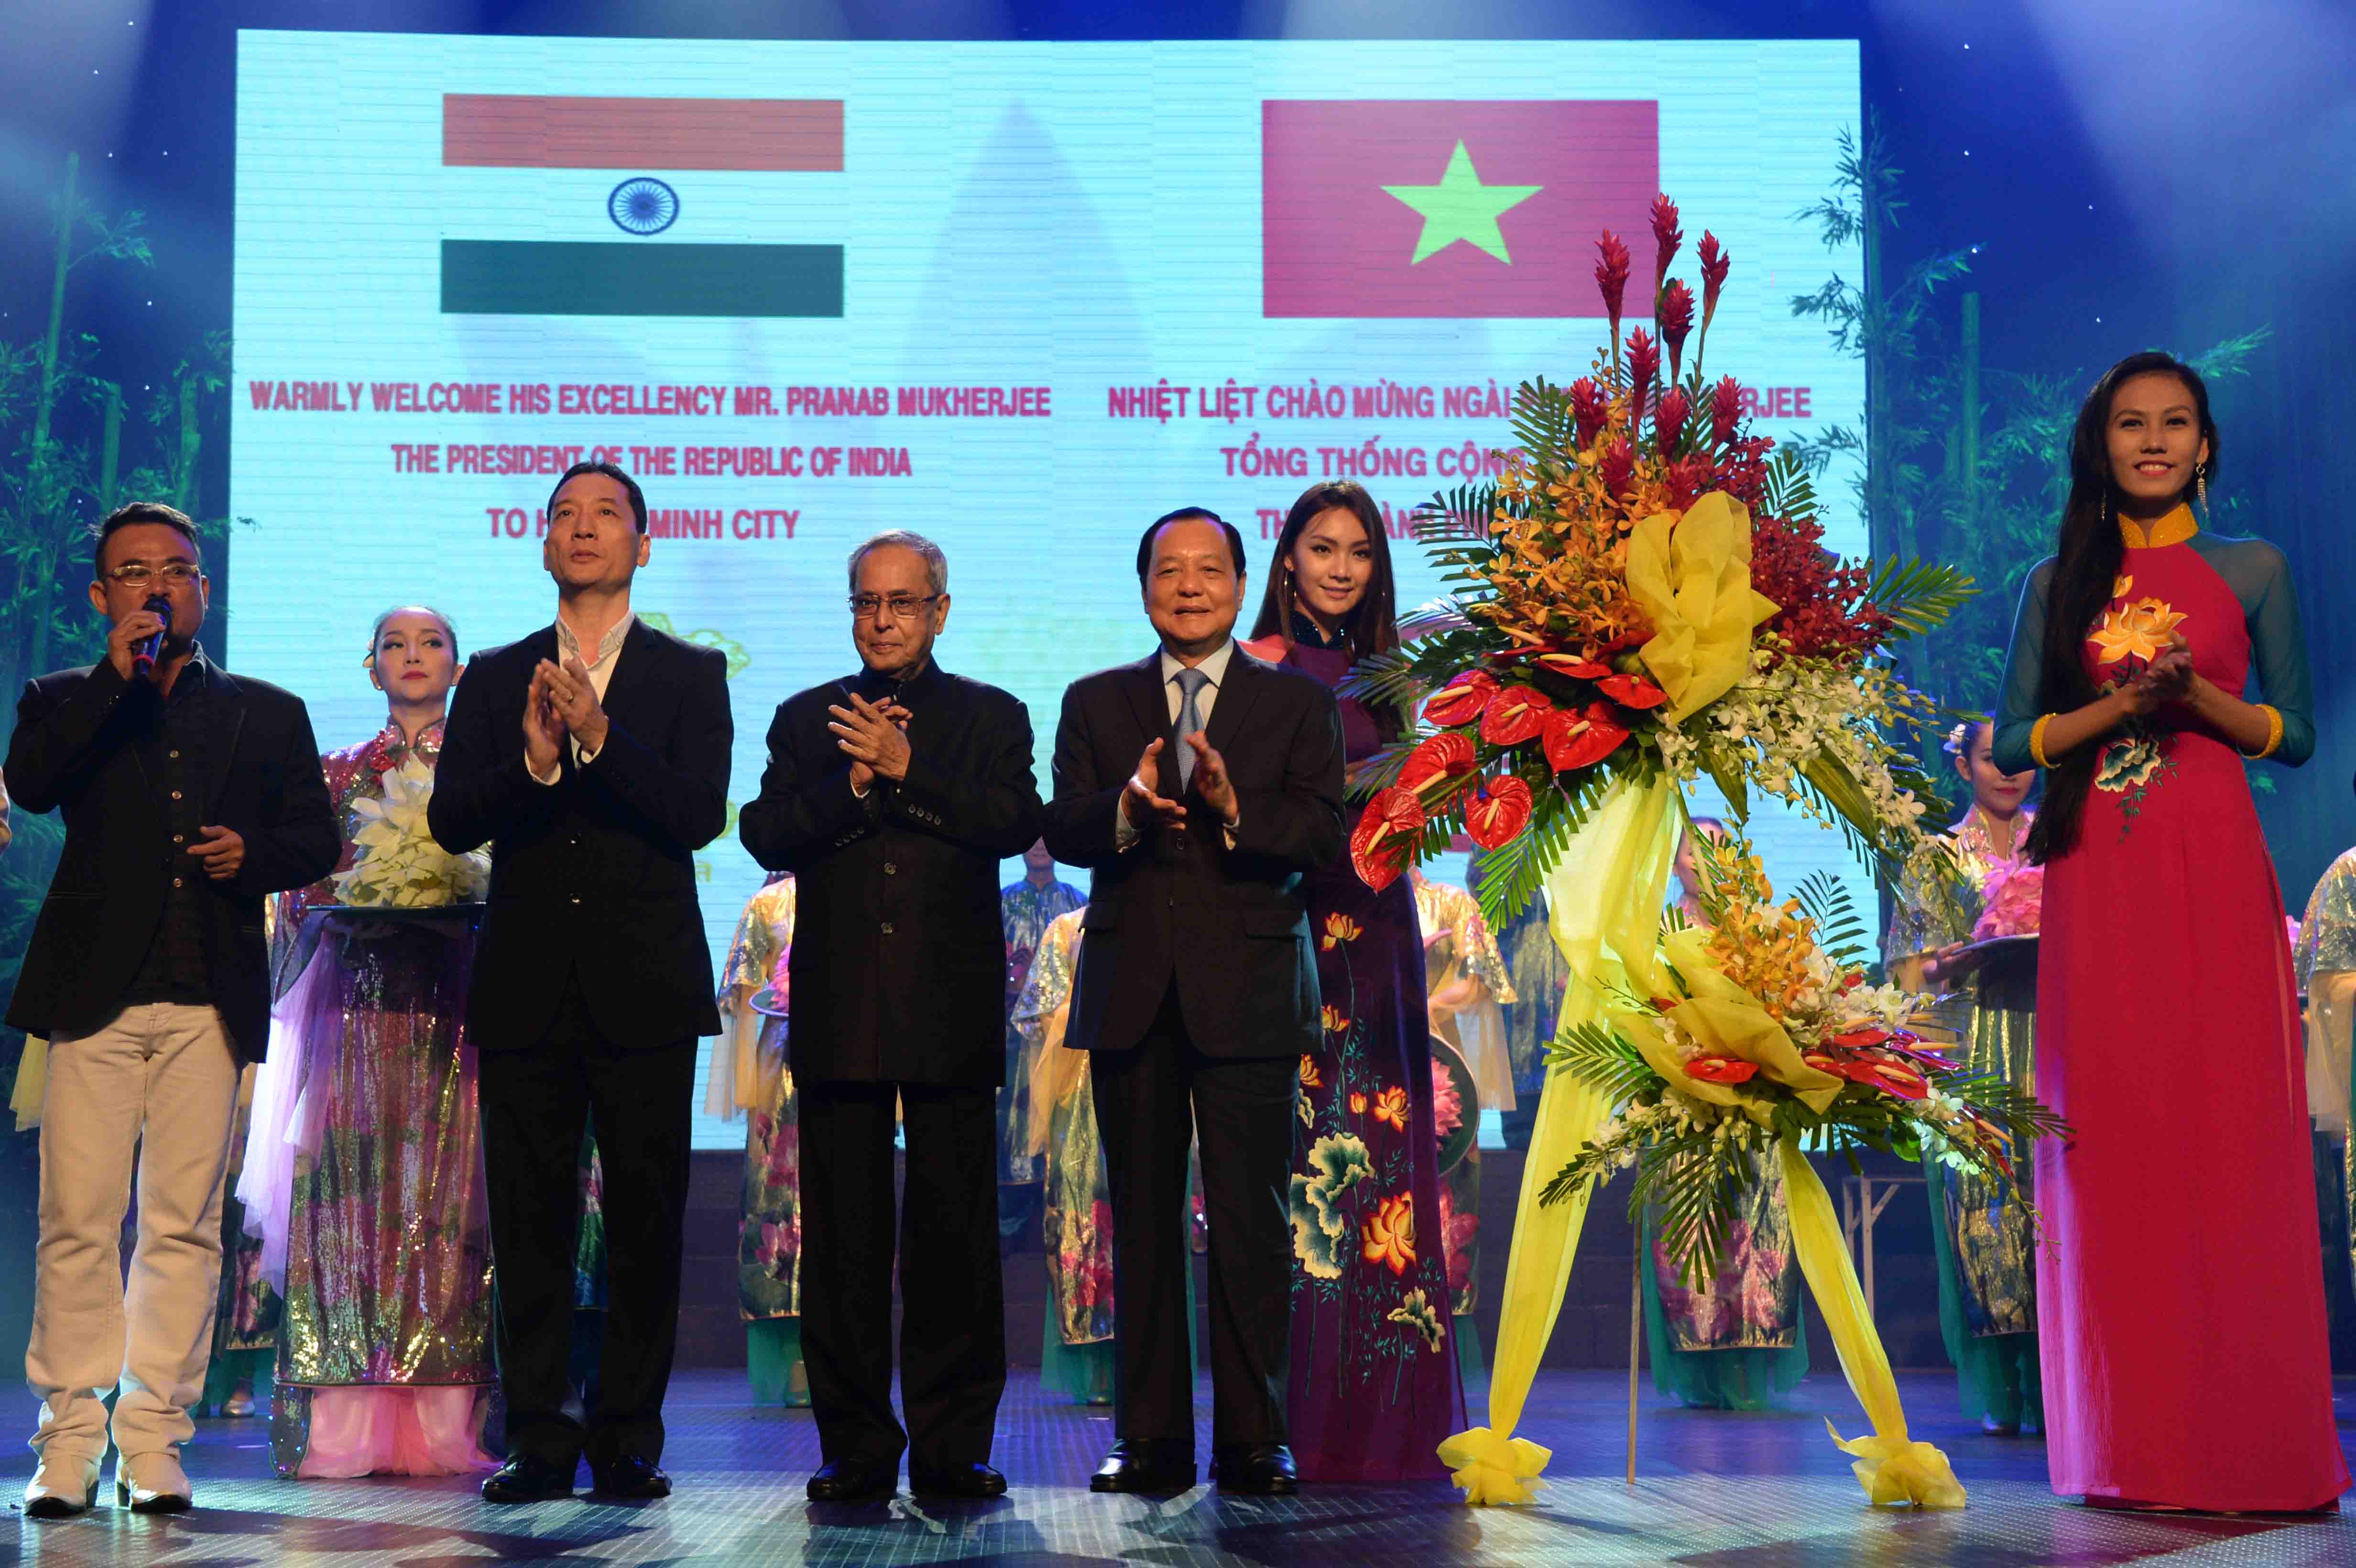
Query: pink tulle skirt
294 1386 499 1479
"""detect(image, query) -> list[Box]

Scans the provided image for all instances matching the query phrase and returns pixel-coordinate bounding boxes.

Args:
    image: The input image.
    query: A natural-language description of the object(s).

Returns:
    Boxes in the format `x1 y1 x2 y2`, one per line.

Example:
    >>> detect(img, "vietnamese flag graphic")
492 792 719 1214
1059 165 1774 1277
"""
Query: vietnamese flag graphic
1262 100 1658 319
439 95 846 318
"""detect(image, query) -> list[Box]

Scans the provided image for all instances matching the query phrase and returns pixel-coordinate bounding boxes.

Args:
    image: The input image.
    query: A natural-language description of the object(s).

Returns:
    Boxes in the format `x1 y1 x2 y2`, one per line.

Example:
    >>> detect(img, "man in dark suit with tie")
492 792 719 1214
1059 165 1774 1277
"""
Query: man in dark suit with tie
741 530 1043 1501
6 503 338 1517
1042 508 1344 1495
429 462 732 1504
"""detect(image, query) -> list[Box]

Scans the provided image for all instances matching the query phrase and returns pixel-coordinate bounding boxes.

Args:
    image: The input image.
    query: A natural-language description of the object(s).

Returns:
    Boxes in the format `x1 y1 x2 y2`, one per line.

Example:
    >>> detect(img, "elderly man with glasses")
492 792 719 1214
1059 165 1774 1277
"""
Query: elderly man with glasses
741 529 1044 1502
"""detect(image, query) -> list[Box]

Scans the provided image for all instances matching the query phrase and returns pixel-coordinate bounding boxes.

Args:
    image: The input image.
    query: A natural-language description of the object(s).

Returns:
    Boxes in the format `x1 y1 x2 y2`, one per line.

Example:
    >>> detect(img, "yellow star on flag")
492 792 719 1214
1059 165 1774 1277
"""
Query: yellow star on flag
1382 142 1541 264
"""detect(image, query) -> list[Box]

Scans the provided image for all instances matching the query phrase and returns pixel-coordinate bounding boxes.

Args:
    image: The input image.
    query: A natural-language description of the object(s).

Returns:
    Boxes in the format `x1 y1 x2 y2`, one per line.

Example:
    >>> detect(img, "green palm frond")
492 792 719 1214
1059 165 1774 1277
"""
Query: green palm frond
1468 768 1605 929
1863 555 1976 640
1546 1019 1658 1104
1415 483 1508 546
1639 1133 1759 1288
1507 376 1573 464
1758 448 1820 524
1791 871 1869 967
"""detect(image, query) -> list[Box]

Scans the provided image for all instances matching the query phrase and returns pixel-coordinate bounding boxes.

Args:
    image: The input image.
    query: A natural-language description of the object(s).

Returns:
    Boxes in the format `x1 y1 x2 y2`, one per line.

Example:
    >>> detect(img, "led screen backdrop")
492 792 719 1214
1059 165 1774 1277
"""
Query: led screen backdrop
232 33 1864 1146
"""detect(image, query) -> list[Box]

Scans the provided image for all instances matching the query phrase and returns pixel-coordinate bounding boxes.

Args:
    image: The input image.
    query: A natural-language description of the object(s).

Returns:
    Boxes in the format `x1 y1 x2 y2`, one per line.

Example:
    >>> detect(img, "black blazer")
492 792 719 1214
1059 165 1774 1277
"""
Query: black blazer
428 620 731 1048
3 653 338 1062
739 662 1042 1086
1041 645 1343 1059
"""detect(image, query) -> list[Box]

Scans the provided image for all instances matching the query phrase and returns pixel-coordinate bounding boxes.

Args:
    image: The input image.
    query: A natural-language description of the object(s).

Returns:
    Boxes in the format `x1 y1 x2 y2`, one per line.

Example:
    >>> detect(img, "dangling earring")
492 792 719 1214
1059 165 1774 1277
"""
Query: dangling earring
2196 463 2210 515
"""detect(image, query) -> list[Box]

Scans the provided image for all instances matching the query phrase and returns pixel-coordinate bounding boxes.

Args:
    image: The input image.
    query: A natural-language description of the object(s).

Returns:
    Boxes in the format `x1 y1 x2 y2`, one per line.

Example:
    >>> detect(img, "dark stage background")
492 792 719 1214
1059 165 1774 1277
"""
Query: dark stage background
0 0 2349 1387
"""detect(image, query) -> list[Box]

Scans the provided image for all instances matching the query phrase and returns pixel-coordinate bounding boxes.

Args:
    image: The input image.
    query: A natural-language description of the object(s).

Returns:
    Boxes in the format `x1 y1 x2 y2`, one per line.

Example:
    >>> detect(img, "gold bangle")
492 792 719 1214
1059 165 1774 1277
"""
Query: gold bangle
2029 714 2054 770
2247 704 2284 761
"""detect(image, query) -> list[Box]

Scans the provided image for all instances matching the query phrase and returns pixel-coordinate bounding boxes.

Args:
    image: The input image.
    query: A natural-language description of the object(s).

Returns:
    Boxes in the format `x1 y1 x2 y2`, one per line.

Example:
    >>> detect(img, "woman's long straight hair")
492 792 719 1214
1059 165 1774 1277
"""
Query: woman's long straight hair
1250 480 1407 736
2025 351 2218 863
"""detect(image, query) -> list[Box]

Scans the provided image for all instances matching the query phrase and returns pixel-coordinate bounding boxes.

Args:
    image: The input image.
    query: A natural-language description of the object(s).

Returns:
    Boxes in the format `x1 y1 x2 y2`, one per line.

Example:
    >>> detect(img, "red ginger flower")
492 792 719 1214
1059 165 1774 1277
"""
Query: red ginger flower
1568 377 1610 451
1710 376 1745 446
1655 386 1691 450
1656 280 1695 381
1624 329 1660 427
1594 231 1632 334
1597 435 1635 499
1664 452 1712 509
1649 193 1683 292
1697 231 1730 328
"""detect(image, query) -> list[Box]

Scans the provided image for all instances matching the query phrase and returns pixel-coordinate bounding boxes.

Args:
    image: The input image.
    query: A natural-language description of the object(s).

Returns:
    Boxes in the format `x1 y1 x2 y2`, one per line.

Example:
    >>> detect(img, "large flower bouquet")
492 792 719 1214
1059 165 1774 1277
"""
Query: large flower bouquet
331 754 490 908
1540 835 2064 1290
1344 194 1967 922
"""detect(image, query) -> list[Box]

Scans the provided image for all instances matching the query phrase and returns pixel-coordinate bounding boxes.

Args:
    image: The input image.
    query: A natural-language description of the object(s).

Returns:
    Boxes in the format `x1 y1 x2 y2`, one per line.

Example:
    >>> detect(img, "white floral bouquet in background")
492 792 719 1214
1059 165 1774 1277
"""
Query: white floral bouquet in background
331 755 489 908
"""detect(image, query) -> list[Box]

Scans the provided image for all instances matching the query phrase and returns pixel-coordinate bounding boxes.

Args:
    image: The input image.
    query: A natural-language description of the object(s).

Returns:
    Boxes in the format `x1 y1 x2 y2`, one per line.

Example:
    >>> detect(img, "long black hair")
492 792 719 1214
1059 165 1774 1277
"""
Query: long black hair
2025 351 2218 863
1250 480 1406 735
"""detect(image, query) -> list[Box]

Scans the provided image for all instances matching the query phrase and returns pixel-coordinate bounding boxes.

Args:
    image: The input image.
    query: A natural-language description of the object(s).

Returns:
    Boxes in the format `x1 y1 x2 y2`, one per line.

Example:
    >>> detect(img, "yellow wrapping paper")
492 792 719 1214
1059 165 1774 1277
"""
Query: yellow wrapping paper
1777 1138 1967 1508
1623 492 1780 724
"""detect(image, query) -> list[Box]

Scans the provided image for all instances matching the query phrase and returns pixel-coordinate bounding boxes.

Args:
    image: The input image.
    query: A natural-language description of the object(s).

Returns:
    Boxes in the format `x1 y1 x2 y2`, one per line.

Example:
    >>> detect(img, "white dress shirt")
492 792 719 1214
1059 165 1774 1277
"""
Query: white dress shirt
530 612 633 784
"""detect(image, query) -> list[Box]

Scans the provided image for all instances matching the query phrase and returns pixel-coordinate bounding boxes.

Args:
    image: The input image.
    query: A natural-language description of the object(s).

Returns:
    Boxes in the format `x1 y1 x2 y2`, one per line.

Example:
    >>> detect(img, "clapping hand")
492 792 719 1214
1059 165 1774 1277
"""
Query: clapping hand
522 670 567 777
1184 732 1238 826
2124 633 2195 715
537 656 611 754
1120 739 1187 833
829 693 913 789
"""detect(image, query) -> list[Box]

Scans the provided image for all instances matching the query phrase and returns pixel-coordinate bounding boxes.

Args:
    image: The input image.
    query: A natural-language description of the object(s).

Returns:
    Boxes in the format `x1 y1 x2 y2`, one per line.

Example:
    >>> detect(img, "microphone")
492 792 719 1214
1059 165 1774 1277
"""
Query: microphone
130 595 171 679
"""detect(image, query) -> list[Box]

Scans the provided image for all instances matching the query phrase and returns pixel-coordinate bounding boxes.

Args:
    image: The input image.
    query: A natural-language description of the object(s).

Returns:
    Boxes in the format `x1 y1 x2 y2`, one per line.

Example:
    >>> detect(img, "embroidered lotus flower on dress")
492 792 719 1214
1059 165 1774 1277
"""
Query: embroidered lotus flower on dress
2090 595 2189 666
332 756 489 907
1289 1133 1373 1279
1387 1287 1448 1352
1362 1193 1418 1274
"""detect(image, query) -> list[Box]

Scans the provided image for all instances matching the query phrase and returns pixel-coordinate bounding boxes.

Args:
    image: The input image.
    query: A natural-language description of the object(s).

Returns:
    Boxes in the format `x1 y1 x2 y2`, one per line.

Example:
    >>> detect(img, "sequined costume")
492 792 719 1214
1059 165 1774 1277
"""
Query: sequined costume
2295 848 2356 1307
710 874 804 1404
241 720 498 1478
1492 889 1570 1148
1412 869 1514 1357
1887 807 2042 1430
1000 878 1086 1185
1015 908 1115 1402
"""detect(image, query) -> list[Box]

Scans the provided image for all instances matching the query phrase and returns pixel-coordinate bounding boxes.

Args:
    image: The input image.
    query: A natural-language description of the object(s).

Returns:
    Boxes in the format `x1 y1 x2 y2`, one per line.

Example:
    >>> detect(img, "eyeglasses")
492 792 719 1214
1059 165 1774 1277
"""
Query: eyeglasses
104 563 202 588
847 593 940 620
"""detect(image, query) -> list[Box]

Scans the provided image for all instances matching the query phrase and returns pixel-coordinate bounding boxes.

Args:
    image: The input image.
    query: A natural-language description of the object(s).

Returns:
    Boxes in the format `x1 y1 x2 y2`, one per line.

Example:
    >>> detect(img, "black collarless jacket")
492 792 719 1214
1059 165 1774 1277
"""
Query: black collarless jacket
3 653 338 1062
428 620 732 1049
738 662 1043 1086
1040 645 1343 1059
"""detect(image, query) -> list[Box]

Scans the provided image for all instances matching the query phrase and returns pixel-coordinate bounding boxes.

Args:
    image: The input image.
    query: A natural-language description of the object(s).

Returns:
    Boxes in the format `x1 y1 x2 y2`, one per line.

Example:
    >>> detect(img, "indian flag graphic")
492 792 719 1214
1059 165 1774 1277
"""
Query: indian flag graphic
439 94 845 317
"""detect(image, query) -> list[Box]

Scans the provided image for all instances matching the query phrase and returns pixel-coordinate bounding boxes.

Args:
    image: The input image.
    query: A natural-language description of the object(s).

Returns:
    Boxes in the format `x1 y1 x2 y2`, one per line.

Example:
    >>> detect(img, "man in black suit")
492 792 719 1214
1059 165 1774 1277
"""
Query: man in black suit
1042 508 1343 1495
741 530 1043 1502
5 503 338 1517
429 462 731 1504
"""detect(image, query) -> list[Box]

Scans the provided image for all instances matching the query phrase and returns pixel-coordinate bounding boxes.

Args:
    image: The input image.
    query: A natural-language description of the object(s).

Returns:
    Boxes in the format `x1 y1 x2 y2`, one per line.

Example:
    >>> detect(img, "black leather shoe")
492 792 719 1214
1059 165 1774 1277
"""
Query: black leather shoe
806 1461 898 1502
909 1462 1006 1498
589 1453 671 1499
1089 1439 1195 1493
481 1454 578 1503
1211 1443 1298 1495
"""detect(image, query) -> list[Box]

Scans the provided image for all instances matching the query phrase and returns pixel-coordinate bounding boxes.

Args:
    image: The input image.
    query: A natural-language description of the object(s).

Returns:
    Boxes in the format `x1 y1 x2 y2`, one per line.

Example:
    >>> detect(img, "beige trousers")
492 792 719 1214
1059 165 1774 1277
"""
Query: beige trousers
26 1003 240 1466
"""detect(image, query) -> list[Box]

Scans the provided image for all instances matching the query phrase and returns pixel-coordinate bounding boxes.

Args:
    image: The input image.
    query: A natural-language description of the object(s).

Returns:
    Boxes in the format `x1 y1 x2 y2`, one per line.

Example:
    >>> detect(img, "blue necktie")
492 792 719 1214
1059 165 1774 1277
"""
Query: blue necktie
1174 667 1210 790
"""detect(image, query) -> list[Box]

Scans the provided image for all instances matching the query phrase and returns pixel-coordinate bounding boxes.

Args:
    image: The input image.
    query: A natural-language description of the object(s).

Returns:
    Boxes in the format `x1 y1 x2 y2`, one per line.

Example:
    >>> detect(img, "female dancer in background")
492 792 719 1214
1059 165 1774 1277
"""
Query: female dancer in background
711 871 807 1405
241 608 499 1478
1887 718 2043 1434
1994 351 2343 1511
1243 480 1463 1482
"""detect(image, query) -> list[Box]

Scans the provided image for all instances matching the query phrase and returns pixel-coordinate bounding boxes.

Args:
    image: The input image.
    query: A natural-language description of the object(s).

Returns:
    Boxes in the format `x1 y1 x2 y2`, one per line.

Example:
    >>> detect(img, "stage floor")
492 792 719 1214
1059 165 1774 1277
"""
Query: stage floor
9 1371 2353 1566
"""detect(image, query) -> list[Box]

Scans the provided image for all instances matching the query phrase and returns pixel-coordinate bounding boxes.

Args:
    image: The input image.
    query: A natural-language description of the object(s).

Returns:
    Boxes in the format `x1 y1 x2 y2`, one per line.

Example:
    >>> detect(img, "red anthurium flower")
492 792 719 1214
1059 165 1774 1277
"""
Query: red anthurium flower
1541 702 1629 773
1594 231 1632 334
1656 280 1695 381
1597 674 1669 711
1697 231 1730 329
1684 1056 1758 1085
1649 193 1683 290
1803 1050 1842 1075
1350 785 1427 892
1536 650 1612 680
1422 670 1498 729
1397 730 1479 799
1860 1059 1931 1101
1568 377 1610 451
1830 1027 1893 1050
1463 774 1534 849
1480 685 1554 746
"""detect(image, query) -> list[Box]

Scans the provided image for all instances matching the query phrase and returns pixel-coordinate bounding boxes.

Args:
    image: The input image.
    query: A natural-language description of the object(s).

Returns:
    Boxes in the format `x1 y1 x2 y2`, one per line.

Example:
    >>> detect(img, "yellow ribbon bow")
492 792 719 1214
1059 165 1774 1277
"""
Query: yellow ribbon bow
1623 491 1779 723
1437 1426 1553 1506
